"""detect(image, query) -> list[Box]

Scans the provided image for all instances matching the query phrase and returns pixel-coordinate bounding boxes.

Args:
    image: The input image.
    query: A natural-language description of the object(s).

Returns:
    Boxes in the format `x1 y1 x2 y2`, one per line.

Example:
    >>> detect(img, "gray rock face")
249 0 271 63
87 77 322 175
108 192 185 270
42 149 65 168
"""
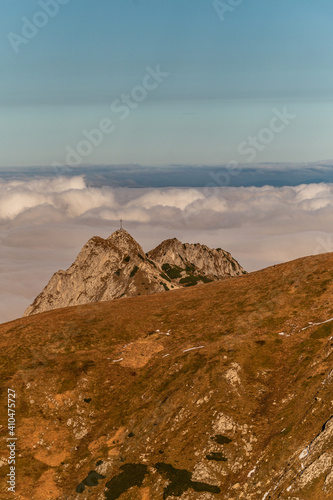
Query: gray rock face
273 415 333 496
24 230 246 316
147 238 245 278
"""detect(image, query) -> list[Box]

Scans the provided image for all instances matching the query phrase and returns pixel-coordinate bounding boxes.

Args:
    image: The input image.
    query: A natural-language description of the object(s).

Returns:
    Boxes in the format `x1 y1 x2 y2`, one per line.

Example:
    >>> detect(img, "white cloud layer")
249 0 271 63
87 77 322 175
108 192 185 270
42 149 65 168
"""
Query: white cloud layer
1 175 333 323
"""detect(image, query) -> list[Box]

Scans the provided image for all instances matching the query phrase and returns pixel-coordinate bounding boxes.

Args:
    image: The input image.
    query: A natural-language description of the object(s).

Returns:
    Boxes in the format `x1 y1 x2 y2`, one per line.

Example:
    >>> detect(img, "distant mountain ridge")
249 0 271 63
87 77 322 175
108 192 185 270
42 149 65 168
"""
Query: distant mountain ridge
24 229 245 316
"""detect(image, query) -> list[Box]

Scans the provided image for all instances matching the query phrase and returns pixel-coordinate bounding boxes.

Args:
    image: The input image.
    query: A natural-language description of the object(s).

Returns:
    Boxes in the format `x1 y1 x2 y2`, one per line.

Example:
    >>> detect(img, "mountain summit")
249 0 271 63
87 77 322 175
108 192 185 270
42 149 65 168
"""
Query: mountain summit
147 237 242 277
106 228 142 252
24 230 245 316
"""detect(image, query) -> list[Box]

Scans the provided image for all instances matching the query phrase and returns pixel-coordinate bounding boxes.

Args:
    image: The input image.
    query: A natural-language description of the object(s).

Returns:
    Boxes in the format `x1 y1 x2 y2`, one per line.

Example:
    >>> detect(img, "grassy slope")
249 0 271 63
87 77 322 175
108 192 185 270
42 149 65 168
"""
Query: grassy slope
0 253 333 499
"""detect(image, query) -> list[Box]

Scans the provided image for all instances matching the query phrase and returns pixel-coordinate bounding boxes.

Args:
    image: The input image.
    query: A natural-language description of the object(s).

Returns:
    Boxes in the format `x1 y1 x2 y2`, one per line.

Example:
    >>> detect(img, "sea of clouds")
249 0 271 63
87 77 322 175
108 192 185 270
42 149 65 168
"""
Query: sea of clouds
1 173 333 323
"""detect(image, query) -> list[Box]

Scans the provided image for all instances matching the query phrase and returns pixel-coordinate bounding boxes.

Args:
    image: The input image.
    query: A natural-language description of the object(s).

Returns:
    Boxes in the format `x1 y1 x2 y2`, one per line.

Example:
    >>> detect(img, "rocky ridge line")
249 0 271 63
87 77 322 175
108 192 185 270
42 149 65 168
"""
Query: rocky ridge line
24 229 245 316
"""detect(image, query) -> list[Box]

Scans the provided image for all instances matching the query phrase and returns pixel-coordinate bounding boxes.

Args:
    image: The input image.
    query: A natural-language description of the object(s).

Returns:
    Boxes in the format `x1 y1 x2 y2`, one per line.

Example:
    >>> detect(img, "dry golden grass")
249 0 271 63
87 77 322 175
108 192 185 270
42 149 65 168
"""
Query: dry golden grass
0 253 333 498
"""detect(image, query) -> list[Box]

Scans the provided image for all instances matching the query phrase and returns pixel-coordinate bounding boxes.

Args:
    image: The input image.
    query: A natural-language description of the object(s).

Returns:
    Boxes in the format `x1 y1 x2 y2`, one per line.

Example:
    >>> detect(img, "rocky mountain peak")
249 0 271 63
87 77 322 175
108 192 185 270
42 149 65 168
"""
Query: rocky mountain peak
106 229 144 255
24 231 246 316
147 237 245 278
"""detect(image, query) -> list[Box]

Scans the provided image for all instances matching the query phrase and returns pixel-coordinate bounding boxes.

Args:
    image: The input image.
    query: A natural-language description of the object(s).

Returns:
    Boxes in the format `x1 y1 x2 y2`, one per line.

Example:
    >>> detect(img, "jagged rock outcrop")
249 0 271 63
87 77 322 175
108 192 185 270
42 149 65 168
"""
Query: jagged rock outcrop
23 230 172 316
147 237 245 278
24 230 246 316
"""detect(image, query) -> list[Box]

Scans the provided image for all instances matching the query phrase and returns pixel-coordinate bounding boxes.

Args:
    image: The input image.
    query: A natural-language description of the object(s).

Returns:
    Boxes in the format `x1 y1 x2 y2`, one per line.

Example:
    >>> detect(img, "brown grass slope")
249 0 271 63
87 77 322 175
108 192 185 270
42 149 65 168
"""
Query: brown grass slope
0 253 333 499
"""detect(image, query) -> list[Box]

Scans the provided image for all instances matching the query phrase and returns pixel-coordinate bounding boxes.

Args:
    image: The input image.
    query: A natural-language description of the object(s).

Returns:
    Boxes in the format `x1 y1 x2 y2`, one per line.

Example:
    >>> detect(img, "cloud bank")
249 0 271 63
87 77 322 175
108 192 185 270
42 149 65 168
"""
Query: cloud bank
2 162 333 188
1 174 333 323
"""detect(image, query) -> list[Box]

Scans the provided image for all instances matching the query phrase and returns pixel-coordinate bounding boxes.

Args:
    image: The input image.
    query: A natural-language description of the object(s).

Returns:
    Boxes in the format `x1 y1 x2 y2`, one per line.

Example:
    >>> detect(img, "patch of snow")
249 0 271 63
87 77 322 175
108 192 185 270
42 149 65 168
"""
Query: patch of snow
299 447 309 460
247 466 256 477
183 346 204 353
301 317 333 332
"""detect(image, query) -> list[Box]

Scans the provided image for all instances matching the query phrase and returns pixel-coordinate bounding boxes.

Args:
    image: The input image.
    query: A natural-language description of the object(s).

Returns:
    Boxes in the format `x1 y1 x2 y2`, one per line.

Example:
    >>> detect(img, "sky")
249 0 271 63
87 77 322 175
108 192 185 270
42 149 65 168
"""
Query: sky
2 1 333 323
1 0 333 166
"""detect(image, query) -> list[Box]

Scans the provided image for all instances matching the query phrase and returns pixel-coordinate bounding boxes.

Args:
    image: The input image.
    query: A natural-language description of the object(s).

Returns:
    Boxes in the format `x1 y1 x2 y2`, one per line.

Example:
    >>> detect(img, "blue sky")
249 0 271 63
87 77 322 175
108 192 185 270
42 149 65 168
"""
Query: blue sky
1 0 333 167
